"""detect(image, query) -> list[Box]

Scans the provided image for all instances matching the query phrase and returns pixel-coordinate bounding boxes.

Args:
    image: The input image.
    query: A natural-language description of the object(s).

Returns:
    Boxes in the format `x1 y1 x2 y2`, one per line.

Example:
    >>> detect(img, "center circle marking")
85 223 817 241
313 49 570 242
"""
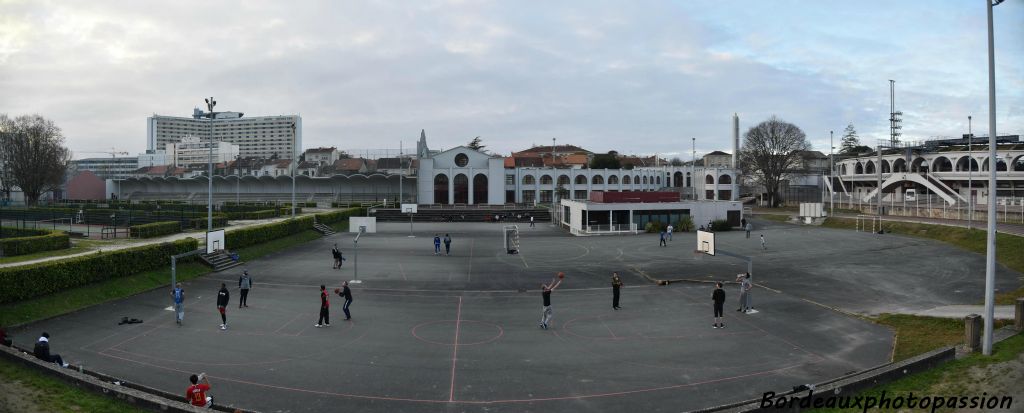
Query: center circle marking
411 320 504 346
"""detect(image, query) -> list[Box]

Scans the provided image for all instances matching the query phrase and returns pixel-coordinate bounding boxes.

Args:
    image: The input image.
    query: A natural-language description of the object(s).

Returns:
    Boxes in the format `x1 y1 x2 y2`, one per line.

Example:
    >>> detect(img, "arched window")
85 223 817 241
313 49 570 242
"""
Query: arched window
892 158 906 173
575 175 587 185
592 175 604 185
434 174 449 204
673 171 683 187
911 158 928 173
865 161 876 174
839 164 848 175
685 172 691 187
1014 155 1024 172
623 175 632 184
982 158 1008 172
540 175 553 185
473 174 487 204
881 160 890 173
957 156 979 172
655 176 661 185
932 156 952 172
608 175 619 185
642 176 648 184
453 174 469 204
705 175 715 184
634 175 640 185
522 175 535 185
855 162 864 174
557 175 570 185
719 174 732 184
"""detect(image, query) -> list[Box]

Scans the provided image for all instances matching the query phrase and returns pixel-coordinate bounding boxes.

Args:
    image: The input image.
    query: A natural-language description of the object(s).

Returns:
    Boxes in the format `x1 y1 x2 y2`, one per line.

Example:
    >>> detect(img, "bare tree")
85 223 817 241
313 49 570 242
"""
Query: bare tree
0 115 72 206
738 116 811 207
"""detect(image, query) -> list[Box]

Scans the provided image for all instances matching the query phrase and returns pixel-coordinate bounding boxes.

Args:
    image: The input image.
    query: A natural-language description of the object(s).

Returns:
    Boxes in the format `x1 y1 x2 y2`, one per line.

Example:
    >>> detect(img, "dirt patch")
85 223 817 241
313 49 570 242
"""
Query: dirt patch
0 376 50 413
928 351 1024 412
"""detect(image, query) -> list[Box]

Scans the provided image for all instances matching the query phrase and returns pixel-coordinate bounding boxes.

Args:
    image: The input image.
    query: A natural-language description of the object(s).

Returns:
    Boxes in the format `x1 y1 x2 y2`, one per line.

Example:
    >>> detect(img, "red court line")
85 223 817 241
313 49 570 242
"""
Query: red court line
448 296 463 402
274 312 305 334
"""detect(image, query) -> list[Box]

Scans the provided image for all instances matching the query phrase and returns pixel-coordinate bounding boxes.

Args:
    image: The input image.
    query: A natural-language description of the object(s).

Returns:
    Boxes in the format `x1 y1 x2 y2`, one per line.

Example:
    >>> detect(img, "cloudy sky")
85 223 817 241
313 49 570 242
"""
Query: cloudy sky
1 0 1022 160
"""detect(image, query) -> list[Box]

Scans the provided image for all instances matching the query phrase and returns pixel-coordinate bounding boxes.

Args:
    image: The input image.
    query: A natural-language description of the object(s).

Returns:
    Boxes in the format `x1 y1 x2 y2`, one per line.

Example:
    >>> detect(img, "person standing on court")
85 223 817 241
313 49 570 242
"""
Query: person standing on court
760 234 767 250
712 282 726 328
745 222 752 239
443 233 452 256
335 281 353 320
659 229 667 247
611 272 624 310
735 273 747 313
539 274 563 330
216 283 230 330
433 234 441 255
666 224 674 241
171 282 185 325
742 273 753 312
238 270 252 308
315 285 330 327
332 244 342 269
530 215 535 227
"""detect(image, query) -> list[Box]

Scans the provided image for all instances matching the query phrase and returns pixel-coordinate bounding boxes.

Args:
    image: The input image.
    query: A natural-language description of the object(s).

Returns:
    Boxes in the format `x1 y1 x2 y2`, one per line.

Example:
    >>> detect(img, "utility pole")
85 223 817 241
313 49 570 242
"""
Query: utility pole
204 97 216 232
968 115 973 230
830 130 835 217
291 122 296 219
982 0 1005 357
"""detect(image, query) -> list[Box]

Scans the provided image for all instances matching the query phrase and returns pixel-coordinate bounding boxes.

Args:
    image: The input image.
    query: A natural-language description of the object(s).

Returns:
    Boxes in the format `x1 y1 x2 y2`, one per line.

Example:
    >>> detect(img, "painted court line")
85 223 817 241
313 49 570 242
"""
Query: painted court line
449 296 463 402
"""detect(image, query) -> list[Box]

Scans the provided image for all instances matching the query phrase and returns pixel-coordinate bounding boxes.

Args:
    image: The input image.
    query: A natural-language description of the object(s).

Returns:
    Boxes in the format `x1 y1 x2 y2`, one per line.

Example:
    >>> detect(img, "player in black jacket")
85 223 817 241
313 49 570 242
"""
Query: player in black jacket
712 282 726 328
216 283 230 330
336 281 353 320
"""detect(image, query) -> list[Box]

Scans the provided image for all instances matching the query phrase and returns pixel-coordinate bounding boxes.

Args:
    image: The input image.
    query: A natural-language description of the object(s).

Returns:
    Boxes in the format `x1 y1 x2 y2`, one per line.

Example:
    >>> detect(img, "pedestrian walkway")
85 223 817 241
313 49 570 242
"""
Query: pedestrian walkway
0 215 305 269
896 305 1016 320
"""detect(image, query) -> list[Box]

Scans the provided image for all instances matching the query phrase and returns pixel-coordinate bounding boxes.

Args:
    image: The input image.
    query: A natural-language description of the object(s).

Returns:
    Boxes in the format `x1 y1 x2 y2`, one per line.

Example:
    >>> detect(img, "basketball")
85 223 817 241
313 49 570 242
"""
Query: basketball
334 288 340 294
558 272 565 279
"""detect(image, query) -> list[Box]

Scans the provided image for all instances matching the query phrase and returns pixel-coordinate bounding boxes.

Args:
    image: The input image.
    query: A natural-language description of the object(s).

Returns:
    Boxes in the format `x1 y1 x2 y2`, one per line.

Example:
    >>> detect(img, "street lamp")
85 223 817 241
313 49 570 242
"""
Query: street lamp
291 122 297 219
204 97 216 232
982 0 1004 357
968 115 973 230
830 130 834 217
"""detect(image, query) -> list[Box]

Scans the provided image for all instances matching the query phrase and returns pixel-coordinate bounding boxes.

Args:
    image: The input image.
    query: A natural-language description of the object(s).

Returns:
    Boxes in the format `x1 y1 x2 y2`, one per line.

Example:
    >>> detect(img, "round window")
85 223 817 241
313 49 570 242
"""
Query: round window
454 153 469 167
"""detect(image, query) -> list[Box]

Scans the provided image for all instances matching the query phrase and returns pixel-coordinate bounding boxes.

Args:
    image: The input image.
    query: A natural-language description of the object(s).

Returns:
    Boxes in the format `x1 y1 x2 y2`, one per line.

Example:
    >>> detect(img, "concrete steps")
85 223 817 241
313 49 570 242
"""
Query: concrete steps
313 223 336 235
199 251 243 272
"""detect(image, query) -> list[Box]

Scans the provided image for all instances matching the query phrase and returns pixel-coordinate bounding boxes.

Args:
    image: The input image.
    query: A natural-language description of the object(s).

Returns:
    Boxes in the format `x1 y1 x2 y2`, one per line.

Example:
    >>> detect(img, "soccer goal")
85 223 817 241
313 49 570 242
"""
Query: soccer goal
855 215 881 233
503 225 520 254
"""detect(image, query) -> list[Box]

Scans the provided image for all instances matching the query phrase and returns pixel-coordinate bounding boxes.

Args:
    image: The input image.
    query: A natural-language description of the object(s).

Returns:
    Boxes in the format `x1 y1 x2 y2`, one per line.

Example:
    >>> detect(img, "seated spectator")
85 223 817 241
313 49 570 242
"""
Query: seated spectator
1 327 11 347
33 332 67 367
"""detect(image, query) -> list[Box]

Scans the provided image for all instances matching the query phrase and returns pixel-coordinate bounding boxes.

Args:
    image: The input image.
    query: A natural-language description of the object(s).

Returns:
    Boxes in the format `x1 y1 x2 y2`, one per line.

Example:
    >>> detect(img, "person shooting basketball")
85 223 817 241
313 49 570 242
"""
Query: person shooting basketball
539 272 564 330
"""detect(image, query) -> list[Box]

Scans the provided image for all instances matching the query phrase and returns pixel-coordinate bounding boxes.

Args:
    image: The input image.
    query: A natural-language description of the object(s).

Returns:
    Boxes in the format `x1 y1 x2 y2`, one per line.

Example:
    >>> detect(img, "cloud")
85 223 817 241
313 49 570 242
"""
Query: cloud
0 0 1020 160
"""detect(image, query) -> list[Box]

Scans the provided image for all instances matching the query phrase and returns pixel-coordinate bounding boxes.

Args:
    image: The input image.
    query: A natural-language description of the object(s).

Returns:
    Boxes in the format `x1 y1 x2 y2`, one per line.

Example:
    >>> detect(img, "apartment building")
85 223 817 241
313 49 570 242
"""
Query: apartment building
147 110 301 159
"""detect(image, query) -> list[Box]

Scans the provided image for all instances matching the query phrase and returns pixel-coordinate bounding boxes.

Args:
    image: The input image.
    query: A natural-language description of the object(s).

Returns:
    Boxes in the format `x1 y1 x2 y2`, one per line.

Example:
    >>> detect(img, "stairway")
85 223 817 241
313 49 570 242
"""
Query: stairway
199 251 243 272
313 223 336 236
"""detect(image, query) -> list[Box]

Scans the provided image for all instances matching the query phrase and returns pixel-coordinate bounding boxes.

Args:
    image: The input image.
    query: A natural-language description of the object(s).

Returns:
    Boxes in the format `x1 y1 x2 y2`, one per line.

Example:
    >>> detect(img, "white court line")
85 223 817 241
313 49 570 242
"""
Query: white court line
466 238 475 282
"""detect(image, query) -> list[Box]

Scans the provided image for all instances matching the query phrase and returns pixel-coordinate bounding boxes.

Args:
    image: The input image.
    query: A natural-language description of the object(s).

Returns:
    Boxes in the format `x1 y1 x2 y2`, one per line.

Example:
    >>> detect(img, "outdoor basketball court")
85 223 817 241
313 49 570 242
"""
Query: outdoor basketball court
11 219 1020 412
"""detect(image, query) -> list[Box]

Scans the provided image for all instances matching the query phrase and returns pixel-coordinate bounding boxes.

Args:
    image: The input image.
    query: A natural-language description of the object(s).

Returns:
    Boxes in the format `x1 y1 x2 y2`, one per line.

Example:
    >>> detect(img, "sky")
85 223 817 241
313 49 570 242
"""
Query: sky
1 0 1022 160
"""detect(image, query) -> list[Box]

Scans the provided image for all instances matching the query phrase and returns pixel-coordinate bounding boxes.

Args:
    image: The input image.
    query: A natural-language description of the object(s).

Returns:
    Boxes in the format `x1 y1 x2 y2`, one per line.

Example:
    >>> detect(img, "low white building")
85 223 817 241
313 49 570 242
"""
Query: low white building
560 197 743 236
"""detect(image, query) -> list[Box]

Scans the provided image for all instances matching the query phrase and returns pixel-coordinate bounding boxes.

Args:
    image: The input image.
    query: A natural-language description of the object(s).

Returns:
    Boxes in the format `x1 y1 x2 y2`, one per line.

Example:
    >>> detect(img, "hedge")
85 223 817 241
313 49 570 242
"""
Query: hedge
189 215 228 230
0 229 70 257
223 209 279 220
710 219 733 232
128 221 181 239
225 216 315 249
0 238 198 304
315 207 364 224
0 227 50 238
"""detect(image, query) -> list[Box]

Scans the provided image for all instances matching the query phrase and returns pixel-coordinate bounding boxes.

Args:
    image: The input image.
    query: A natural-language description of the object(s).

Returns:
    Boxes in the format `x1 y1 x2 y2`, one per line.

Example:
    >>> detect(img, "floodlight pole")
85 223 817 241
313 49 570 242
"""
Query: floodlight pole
830 130 834 217
968 115 973 230
291 122 296 219
982 0 1003 357
205 97 216 233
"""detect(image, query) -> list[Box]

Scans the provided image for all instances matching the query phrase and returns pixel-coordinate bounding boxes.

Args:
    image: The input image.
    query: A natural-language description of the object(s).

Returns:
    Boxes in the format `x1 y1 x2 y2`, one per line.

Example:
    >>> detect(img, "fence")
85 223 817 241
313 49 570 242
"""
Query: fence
825 193 1024 224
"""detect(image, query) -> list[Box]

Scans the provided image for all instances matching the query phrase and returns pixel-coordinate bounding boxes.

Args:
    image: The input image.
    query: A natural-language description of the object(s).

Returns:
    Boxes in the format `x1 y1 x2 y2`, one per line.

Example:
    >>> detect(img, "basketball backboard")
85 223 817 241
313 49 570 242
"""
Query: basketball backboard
696 230 715 256
206 229 225 254
401 203 418 213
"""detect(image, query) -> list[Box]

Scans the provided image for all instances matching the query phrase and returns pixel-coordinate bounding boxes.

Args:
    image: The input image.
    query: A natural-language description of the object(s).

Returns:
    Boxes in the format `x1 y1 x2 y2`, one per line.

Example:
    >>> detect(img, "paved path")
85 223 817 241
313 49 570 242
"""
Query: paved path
0 215 301 269
897 305 1016 319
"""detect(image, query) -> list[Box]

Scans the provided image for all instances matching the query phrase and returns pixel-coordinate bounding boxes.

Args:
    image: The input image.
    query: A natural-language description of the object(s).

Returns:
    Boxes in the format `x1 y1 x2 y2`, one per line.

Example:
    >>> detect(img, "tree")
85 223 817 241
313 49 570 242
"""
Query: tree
738 116 812 207
670 157 683 166
467 136 486 151
839 123 863 154
589 151 621 169
0 114 72 206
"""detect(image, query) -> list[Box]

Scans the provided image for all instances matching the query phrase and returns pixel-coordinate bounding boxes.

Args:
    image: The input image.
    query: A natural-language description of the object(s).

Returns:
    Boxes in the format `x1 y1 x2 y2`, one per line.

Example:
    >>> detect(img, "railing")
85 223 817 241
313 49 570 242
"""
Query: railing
583 224 639 234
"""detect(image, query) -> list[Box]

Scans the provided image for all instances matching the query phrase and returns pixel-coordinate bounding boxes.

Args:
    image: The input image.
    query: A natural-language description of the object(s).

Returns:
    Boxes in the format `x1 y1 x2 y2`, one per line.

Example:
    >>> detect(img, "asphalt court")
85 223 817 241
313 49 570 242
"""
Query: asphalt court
12 219 1019 412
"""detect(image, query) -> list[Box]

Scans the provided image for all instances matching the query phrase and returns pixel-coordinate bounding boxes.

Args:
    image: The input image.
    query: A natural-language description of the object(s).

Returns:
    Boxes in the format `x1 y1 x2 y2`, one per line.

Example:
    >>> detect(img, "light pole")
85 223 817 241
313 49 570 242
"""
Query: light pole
291 122 296 219
968 115 973 230
982 0 1004 357
830 130 834 217
691 137 696 200
204 97 216 232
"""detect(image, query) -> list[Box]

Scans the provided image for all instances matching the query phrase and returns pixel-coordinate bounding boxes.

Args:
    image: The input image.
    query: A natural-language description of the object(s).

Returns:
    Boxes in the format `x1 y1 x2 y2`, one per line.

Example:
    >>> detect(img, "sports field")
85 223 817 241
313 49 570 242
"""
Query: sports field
11 219 1019 412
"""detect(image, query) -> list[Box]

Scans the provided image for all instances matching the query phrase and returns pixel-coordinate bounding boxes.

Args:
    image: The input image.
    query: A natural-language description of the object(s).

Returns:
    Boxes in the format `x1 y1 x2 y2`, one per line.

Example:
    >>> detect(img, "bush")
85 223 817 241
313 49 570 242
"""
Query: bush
710 219 732 232
304 202 317 208
278 207 302 216
676 215 695 232
129 221 181 238
0 227 50 238
188 215 228 230
0 229 70 257
223 209 279 220
0 238 198 304
225 216 314 249
644 221 664 233
314 207 363 224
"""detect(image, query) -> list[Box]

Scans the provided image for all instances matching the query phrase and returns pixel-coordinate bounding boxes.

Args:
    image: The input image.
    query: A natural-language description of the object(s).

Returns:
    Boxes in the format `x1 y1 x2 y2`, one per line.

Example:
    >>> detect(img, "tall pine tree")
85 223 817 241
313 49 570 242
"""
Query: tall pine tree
839 123 860 154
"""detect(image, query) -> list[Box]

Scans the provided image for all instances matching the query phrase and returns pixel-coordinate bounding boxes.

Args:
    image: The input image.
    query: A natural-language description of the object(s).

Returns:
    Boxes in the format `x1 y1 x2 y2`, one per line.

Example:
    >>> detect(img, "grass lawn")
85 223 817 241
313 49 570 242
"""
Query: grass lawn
0 245 90 265
806 332 1023 413
757 214 792 223
874 314 1012 362
0 358 146 413
823 218 1024 305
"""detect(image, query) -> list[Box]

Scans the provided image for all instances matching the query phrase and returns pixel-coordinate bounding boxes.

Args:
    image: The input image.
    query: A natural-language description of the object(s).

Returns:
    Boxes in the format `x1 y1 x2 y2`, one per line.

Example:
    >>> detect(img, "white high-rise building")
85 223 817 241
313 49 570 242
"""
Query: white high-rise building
147 109 301 160
167 136 240 168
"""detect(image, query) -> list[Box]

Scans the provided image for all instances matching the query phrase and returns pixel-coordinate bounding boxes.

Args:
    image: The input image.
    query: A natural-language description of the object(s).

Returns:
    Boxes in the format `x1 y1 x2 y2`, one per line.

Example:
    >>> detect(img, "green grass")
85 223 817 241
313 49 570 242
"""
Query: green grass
823 218 1024 305
0 358 146 413
757 214 793 223
806 332 1024 413
0 245 90 265
874 314 1012 362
